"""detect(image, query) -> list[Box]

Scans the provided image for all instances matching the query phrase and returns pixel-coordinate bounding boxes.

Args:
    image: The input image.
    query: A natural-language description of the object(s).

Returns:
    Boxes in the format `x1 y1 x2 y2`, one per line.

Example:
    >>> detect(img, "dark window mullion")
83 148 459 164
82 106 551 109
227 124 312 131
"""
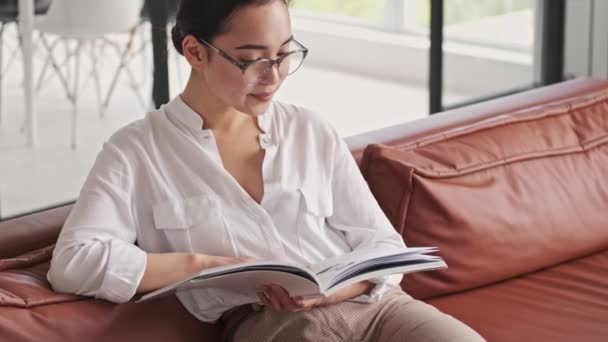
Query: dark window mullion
148 0 171 108
429 0 444 114
430 0 567 114
540 0 566 85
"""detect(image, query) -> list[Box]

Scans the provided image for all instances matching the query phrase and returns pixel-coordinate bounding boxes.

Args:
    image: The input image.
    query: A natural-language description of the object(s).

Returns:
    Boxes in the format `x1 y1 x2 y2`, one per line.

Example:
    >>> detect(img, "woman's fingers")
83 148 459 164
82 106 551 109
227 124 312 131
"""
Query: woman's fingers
263 285 285 311
272 285 302 311
294 296 312 307
262 285 303 312
257 283 338 312
257 291 271 308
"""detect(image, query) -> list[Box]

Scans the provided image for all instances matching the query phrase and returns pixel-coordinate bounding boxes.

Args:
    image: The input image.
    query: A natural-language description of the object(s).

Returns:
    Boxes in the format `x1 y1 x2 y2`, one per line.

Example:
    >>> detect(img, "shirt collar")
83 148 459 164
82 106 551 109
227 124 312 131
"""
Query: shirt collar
164 94 204 133
164 95 275 144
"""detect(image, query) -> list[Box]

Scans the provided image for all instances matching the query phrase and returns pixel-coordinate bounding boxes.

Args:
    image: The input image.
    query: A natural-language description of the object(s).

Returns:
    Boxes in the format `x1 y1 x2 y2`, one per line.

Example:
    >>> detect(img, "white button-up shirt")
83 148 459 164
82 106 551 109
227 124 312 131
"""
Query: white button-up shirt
48 96 406 322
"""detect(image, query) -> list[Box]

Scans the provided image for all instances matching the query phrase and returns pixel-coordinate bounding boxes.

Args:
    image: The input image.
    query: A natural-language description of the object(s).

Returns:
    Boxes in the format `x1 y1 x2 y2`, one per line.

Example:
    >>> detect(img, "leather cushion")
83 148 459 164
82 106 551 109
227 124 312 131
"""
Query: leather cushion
0 262 84 308
0 294 221 342
0 245 83 308
0 244 55 271
0 205 71 259
0 246 222 341
362 88 608 299
427 248 608 342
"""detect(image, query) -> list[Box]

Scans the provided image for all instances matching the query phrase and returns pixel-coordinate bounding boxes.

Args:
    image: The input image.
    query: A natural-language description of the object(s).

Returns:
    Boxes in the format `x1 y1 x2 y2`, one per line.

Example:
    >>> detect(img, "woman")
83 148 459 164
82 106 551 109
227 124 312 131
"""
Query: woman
48 0 485 341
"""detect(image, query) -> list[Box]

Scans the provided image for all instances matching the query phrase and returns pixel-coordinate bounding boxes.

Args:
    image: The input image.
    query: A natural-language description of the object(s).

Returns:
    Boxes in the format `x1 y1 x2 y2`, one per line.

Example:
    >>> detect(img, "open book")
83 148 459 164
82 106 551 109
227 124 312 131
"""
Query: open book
137 247 446 303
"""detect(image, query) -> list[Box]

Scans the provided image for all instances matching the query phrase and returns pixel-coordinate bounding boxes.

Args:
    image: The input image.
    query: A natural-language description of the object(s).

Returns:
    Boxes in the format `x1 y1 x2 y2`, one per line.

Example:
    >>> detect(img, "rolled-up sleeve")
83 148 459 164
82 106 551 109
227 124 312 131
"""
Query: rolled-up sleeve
47 142 146 303
326 129 406 303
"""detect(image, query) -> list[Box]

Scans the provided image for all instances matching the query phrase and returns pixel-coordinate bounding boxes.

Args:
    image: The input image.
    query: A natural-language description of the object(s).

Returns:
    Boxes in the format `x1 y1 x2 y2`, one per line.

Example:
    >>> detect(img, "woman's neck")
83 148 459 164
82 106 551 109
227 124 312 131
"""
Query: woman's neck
181 76 249 133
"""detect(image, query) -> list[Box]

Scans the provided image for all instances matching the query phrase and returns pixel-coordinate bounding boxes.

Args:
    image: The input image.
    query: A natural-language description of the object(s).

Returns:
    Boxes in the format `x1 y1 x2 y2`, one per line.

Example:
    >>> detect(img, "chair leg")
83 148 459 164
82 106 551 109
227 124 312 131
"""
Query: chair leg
121 24 148 110
37 34 80 148
101 26 139 112
39 35 74 104
36 36 80 94
15 24 32 135
35 32 53 93
64 40 71 86
70 41 83 150
0 22 19 126
123 60 147 109
0 22 5 125
89 40 103 118
5 23 23 75
125 36 154 111
139 21 149 88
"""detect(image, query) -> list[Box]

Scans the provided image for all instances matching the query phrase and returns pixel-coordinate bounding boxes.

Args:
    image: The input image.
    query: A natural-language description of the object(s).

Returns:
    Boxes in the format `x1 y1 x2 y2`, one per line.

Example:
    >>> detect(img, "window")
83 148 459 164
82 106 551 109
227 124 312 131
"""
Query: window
288 0 537 112
292 0 386 23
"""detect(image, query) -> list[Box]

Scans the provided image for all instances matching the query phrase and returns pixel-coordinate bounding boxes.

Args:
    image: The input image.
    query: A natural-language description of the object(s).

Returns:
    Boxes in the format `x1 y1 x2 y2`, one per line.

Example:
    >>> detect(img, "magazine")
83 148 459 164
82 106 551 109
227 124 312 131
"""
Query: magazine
136 246 446 303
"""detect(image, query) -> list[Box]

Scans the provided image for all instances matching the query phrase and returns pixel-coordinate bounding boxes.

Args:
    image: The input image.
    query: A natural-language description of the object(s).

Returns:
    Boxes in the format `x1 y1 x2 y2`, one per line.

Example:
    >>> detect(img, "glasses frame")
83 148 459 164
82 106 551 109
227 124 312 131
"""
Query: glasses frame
197 37 309 77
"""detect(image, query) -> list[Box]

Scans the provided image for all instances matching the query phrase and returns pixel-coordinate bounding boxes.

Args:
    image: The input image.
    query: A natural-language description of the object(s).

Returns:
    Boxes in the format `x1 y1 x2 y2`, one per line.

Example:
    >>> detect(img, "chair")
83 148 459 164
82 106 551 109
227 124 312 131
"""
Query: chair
34 0 145 149
0 0 51 125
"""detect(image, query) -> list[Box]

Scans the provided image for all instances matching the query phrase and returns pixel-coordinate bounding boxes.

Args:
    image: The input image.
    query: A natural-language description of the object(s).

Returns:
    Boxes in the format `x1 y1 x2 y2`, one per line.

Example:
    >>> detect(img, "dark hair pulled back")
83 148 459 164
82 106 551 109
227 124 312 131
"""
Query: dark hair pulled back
171 0 291 55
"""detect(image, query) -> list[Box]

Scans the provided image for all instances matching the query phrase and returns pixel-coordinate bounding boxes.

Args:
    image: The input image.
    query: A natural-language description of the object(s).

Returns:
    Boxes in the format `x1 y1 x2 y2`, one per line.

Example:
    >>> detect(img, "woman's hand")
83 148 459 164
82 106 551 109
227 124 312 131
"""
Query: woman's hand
137 254 256 294
257 281 374 313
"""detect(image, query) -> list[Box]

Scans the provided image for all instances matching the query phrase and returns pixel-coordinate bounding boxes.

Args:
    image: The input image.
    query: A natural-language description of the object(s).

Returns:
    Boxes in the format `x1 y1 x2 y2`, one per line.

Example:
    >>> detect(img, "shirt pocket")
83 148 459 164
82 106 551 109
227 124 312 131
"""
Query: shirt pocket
299 183 334 218
295 183 334 253
152 195 237 255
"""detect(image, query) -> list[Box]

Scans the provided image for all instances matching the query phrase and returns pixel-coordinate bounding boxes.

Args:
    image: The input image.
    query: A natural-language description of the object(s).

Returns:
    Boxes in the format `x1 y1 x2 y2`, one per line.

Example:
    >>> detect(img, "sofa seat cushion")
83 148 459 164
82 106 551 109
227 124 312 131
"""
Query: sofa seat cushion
427 248 608 342
362 88 608 299
0 262 84 308
0 245 84 308
0 295 222 342
0 246 222 342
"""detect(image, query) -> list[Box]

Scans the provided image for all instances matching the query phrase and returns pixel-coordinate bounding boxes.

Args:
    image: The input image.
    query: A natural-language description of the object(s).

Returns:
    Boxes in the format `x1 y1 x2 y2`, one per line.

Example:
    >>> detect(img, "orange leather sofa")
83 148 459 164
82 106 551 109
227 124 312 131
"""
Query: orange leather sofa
1 78 606 341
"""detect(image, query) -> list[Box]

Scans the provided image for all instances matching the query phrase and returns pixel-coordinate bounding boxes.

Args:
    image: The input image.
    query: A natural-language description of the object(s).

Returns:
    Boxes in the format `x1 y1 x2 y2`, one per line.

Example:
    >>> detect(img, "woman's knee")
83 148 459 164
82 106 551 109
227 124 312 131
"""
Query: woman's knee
378 299 485 342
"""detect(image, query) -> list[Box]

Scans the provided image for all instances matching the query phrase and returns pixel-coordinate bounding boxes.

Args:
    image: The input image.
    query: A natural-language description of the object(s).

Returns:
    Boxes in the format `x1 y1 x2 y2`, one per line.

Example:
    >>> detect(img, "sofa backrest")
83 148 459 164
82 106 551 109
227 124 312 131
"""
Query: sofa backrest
348 78 608 162
361 83 608 300
0 205 72 259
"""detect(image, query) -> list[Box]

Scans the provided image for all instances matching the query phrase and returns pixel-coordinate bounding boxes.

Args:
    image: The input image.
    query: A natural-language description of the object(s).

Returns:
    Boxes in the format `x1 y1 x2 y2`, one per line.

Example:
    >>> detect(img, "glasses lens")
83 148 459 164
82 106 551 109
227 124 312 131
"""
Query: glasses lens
285 51 306 75
243 51 307 84
244 61 271 84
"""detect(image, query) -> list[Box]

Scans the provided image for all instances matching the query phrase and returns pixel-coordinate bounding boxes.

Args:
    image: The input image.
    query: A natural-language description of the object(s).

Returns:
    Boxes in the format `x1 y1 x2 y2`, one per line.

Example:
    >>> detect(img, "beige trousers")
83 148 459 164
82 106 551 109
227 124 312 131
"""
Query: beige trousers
232 289 485 342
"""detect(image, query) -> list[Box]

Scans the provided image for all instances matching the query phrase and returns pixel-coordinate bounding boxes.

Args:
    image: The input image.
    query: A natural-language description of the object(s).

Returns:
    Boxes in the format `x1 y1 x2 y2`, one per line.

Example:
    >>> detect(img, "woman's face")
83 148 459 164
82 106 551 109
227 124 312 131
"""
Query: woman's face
202 1 292 116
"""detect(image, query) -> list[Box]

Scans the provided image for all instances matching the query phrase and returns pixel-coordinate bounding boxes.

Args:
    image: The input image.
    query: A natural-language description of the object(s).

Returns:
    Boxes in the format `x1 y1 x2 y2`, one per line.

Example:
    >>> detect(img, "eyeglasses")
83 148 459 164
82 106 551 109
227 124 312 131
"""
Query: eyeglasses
197 38 309 85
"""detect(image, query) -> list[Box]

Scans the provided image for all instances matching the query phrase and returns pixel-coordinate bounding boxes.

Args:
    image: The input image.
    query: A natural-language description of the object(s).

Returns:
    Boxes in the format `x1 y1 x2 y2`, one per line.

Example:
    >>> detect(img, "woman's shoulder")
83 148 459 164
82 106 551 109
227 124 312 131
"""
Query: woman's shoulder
105 110 164 149
90 109 170 179
96 110 168 170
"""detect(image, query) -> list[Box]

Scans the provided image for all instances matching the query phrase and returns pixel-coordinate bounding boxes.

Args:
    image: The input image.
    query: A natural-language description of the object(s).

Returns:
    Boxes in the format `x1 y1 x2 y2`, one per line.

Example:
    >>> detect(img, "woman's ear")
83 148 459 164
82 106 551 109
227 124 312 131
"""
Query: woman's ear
182 35 207 71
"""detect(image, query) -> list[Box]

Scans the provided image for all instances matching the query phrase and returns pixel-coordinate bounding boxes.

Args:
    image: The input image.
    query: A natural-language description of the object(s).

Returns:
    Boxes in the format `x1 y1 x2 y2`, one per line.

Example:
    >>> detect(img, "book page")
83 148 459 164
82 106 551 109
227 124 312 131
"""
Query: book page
310 247 440 290
137 261 319 302
322 259 447 297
